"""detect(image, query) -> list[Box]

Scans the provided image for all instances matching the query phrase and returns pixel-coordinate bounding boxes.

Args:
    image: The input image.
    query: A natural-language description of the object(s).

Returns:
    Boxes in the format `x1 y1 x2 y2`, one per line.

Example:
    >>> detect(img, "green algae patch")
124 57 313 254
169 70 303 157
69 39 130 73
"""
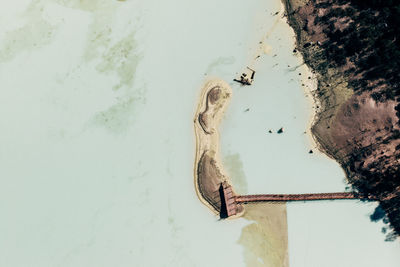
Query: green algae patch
223 153 248 195
0 2 56 62
206 56 235 74
96 33 141 91
90 93 144 134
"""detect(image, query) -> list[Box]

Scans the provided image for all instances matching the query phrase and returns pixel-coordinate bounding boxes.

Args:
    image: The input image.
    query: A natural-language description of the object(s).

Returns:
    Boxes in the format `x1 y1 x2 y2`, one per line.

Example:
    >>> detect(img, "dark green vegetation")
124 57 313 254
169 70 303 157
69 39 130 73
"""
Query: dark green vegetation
316 0 400 102
285 0 400 240
323 0 400 241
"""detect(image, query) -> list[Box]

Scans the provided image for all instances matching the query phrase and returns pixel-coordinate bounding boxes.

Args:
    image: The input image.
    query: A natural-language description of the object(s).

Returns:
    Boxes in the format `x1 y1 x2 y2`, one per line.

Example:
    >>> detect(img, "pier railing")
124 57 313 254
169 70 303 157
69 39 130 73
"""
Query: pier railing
220 182 377 218
234 192 376 203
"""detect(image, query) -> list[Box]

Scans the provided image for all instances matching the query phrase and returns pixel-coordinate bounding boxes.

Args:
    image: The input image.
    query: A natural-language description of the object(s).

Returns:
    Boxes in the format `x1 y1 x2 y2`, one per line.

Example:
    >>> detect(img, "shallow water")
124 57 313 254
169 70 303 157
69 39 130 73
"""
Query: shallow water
0 0 399 266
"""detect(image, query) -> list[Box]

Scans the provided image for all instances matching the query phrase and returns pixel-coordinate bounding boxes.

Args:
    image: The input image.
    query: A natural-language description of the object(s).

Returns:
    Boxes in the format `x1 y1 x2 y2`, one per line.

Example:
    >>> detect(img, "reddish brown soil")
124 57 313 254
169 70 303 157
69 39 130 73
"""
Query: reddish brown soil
284 0 400 239
197 151 224 212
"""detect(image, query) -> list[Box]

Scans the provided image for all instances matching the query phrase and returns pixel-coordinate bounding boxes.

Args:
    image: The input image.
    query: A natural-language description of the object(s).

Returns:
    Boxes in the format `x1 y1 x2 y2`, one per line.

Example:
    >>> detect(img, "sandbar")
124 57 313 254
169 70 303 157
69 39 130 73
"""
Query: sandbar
193 79 244 217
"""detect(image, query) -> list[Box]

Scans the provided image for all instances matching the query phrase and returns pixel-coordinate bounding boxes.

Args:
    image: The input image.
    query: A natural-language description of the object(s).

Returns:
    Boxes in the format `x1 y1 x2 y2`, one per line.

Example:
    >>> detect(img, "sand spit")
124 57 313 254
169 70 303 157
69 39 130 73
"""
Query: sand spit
194 79 244 217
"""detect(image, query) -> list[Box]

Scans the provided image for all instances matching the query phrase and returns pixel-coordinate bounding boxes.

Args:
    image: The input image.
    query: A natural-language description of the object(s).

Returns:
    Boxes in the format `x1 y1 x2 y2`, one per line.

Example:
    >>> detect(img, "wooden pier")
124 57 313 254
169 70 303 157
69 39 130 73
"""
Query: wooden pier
220 182 376 218
235 192 375 203
220 181 238 217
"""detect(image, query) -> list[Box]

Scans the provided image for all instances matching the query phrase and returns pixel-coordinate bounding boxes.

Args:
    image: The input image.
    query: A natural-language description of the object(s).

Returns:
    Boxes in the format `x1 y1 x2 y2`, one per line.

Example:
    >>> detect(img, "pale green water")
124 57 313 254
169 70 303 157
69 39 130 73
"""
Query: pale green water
0 0 399 267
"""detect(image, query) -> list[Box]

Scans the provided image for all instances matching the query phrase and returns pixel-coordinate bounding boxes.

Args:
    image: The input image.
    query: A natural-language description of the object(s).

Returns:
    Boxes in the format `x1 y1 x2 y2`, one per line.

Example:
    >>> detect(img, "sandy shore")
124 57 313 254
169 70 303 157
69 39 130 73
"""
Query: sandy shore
276 0 325 156
282 0 354 159
193 79 244 217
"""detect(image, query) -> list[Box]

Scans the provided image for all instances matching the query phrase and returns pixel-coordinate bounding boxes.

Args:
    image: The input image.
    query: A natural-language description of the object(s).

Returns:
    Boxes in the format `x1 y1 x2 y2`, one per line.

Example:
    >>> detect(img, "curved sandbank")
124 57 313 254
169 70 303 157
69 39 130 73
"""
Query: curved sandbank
193 79 244 217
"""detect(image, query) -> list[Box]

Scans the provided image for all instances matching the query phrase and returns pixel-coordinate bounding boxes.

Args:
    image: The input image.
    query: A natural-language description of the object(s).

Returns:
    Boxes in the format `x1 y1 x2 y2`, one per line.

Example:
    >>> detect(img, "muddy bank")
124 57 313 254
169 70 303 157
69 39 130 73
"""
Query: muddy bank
283 0 400 238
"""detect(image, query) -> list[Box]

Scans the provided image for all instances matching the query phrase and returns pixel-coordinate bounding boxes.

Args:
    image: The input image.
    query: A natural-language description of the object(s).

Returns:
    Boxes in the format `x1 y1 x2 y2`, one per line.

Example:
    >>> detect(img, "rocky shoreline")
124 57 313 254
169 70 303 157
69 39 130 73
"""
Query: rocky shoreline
283 0 400 239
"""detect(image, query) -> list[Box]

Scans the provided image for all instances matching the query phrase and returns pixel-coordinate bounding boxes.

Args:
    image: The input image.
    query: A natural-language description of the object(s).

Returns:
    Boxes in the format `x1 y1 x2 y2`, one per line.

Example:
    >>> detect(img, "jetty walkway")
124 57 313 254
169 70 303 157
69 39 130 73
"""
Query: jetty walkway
235 192 373 203
220 182 376 218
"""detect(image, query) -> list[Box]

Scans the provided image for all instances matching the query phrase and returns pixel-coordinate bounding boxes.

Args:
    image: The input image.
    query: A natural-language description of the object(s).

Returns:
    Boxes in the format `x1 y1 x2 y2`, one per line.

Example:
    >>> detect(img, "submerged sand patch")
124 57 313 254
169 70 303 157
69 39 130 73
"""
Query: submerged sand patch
239 203 289 267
